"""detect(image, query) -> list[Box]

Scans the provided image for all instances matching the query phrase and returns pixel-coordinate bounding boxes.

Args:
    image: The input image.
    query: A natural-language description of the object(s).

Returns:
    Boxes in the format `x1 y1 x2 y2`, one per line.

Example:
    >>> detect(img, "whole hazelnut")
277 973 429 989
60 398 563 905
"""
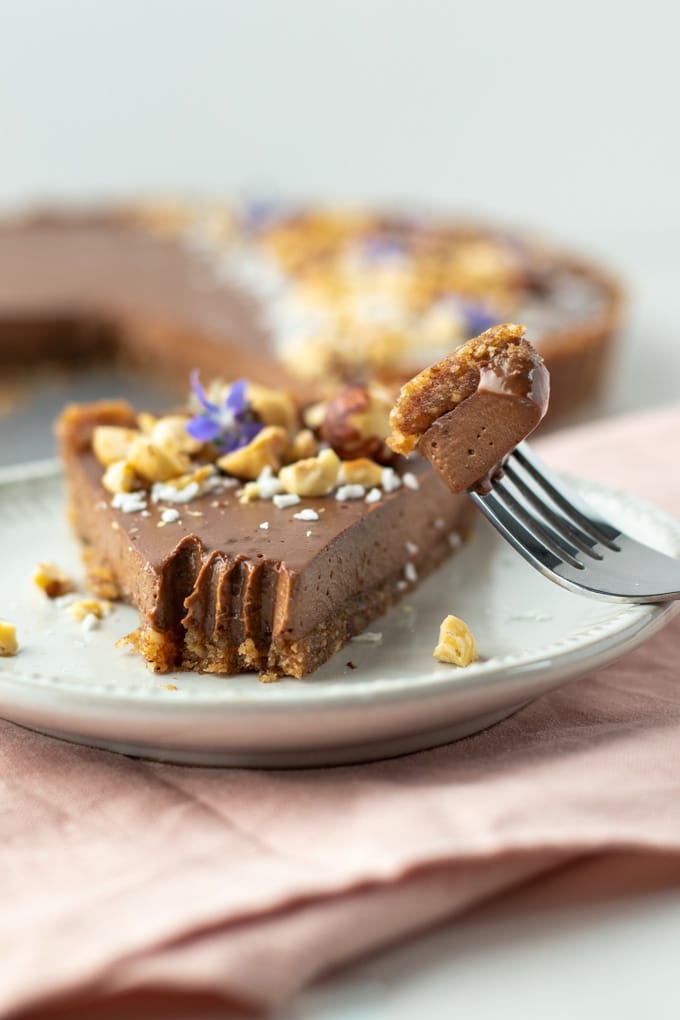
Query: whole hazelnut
321 384 393 462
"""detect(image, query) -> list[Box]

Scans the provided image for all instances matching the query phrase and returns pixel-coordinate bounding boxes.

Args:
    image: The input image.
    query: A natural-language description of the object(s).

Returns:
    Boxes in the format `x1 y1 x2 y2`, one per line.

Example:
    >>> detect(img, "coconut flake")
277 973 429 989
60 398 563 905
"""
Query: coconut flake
273 493 301 509
381 467 401 493
404 562 418 583
111 491 147 513
293 508 320 522
335 484 365 501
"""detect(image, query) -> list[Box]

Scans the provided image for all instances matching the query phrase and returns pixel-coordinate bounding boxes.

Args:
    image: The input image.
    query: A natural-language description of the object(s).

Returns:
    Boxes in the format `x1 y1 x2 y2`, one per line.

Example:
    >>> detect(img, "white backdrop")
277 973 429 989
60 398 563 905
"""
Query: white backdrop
1 0 679 409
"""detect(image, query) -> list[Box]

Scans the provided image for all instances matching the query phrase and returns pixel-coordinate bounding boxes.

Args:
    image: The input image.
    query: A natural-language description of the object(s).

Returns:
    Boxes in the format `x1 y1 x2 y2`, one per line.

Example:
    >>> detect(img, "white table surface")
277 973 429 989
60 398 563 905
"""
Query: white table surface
288 884 680 1020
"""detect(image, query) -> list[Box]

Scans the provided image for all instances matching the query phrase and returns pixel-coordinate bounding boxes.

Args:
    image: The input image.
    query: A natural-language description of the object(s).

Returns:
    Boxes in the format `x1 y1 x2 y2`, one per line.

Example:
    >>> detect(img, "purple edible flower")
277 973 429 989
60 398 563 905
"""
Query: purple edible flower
187 372 263 452
460 301 499 336
241 198 288 233
359 236 407 264
434 295 501 338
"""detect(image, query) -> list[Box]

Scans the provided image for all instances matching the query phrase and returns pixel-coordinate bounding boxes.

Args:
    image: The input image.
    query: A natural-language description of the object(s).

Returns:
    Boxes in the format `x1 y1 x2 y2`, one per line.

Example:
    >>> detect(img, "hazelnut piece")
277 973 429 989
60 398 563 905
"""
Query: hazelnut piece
278 448 341 497
322 384 393 461
92 426 139 467
0 619 18 656
433 615 478 666
285 429 318 464
247 383 299 433
216 426 288 480
338 458 383 489
127 436 191 483
33 561 76 599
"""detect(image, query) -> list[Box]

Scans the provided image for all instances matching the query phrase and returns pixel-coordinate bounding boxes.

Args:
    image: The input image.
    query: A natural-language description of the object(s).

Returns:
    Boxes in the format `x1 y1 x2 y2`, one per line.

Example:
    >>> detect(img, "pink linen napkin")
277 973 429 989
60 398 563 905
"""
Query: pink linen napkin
3 404 680 1018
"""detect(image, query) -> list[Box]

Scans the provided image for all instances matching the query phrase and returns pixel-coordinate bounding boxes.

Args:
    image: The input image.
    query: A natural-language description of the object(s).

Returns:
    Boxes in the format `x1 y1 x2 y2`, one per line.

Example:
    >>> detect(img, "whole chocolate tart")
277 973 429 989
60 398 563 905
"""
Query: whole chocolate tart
57 393 468 680
0 202 622 417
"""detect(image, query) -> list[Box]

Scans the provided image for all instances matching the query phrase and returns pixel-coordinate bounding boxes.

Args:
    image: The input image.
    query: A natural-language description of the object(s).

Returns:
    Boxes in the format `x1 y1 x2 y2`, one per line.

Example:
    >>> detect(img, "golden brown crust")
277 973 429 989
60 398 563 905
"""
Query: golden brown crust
387 323 548 455
56 400 137 454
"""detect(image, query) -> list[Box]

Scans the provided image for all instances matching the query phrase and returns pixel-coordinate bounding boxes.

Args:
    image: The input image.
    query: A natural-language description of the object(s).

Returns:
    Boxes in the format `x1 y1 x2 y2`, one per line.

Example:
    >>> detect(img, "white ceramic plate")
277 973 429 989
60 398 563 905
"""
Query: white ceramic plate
1 460 679 767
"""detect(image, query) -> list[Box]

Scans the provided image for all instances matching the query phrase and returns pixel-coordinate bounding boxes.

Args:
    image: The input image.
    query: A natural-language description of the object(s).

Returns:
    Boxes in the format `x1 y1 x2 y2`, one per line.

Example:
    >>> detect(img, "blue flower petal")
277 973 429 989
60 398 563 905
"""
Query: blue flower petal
190 370 219 414
225 379 249 415
360 236 406 263
240 420 264 444
186 414 221 443
242 198 284 232
462 302 498 336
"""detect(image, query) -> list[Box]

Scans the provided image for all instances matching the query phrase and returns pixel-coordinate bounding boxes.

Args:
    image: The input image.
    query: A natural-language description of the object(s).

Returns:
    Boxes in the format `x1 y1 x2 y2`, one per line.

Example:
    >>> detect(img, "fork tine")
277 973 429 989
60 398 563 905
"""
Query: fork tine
513 444 621 550
472 489 566 572
470 443 680 604
491 479 586 569
504 462 604 560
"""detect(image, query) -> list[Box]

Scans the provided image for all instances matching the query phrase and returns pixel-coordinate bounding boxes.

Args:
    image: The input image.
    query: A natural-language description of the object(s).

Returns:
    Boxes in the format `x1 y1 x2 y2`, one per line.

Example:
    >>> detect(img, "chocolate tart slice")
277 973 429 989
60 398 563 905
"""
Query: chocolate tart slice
57 401 468 680
388 323 549 493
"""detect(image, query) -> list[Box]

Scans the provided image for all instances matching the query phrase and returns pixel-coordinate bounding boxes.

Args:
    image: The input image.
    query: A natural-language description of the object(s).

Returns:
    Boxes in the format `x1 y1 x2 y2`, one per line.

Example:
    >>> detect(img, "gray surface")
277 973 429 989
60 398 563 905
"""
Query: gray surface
0 367 174 467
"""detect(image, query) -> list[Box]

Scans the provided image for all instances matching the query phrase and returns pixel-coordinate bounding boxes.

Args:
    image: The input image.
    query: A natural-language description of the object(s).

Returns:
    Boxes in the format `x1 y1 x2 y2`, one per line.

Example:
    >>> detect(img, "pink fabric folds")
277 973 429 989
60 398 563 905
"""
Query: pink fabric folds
3 404 680 1018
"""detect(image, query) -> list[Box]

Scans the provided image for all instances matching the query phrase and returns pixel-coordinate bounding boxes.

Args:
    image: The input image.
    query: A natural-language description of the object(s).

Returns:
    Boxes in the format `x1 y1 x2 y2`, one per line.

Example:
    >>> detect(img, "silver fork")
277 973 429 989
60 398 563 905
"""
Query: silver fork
468 442 680 603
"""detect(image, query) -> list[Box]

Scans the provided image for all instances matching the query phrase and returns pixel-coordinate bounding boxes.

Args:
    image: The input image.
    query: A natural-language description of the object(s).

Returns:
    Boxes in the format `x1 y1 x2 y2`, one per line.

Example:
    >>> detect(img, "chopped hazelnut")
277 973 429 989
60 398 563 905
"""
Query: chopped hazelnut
217 426 288 480
101 459 138 495
338 458 383 489
150 415 203 456
278 448 341 497
433 615 478 666
322 384 392 460
285 428 318 464
136 412 157 434
247 383 299 433
303 400 328 432
127 436 191 483
0 620 18 656
33 561 75 599
67 598 112 622
92 426 139 466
